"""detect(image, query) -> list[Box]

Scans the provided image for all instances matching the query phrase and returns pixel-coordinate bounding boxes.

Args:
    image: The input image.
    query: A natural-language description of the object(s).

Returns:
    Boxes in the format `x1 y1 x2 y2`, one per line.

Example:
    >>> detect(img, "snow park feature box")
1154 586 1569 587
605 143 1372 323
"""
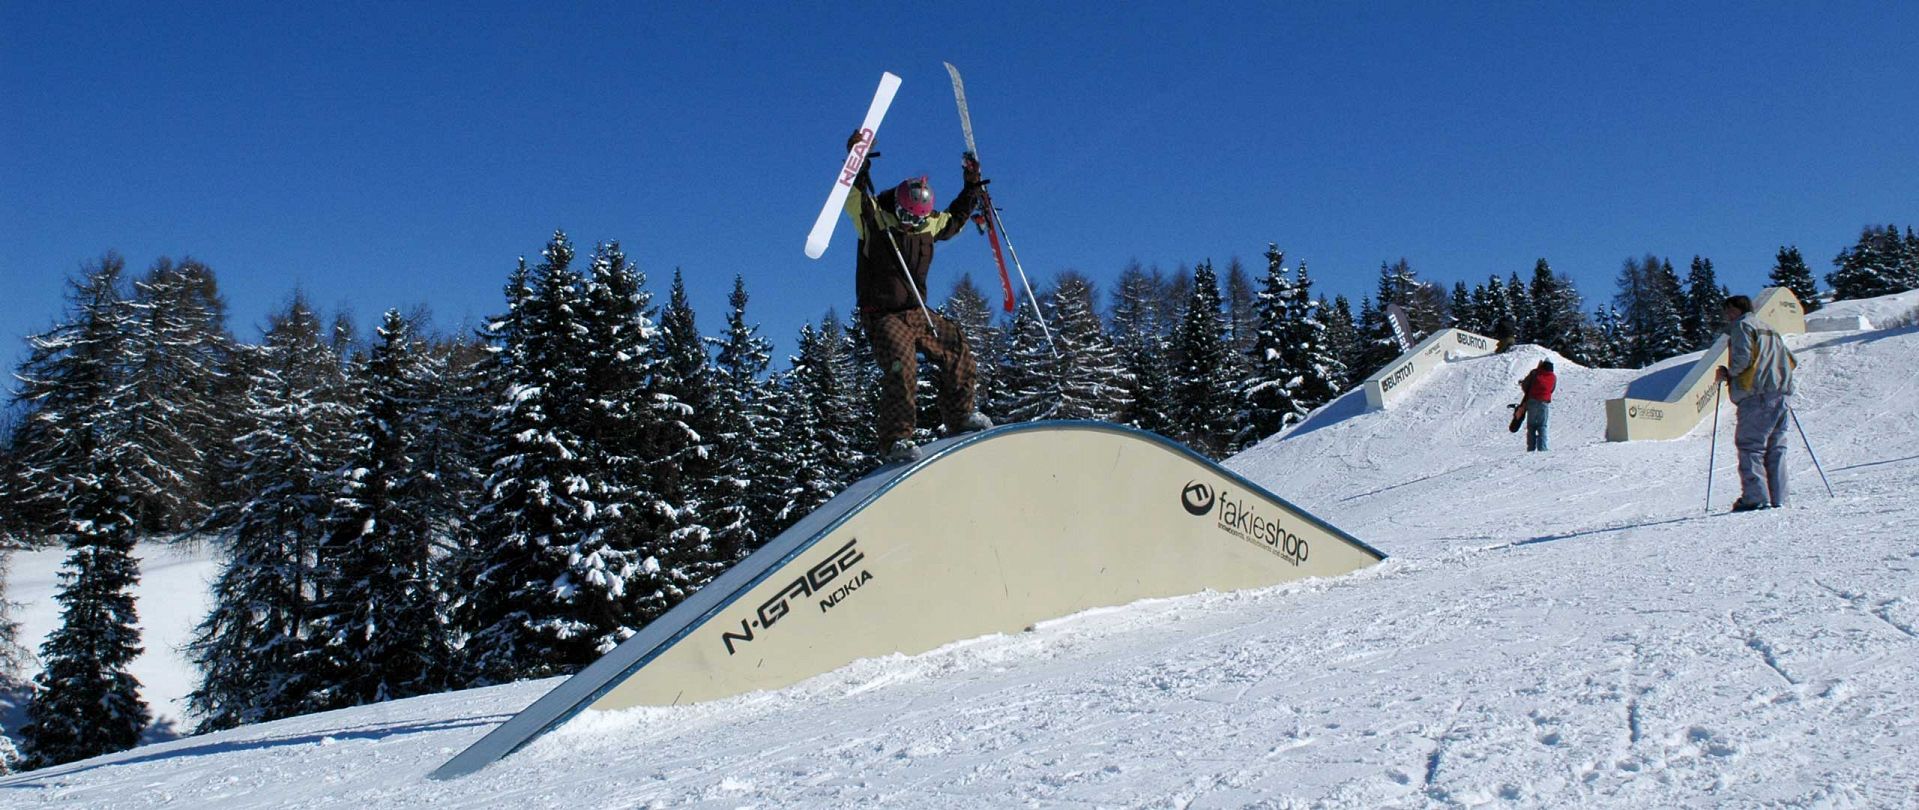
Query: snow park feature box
434 422 1384 779
1604 287 1806 442
1361 328 1500 411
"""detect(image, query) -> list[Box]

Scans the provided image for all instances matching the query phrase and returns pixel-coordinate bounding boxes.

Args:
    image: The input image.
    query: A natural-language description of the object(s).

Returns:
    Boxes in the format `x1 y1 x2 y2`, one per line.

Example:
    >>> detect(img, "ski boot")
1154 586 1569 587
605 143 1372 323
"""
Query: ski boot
882 438 923 465
951 411 994 436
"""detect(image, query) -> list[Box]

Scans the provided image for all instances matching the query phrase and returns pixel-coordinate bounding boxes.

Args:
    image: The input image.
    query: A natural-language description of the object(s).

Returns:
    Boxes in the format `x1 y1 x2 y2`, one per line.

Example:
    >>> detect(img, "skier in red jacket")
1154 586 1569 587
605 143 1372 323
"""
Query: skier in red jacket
1519 360 1556 452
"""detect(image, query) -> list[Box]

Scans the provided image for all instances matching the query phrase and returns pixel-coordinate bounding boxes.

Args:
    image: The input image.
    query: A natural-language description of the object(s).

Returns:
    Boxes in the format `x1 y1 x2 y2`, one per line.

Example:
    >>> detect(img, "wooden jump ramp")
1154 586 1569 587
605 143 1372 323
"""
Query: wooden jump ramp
1605 287 1807 442
433 421 1383 779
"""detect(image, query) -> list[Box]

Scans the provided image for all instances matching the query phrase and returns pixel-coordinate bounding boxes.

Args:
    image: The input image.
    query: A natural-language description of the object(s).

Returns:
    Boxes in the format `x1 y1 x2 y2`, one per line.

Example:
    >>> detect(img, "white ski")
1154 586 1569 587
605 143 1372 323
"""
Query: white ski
805 72 902 260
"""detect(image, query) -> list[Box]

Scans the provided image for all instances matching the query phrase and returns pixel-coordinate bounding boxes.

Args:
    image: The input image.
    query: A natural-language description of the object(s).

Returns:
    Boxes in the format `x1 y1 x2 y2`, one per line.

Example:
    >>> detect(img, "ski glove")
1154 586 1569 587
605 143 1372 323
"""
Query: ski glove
846 129 880 193
961 151 985 189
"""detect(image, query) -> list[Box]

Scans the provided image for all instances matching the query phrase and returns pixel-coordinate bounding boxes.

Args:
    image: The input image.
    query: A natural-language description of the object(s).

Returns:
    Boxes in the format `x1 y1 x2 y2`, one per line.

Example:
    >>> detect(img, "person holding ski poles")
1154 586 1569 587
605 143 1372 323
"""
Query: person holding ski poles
1518 360 1555 452
843 131 994 464
1715 294 1798 512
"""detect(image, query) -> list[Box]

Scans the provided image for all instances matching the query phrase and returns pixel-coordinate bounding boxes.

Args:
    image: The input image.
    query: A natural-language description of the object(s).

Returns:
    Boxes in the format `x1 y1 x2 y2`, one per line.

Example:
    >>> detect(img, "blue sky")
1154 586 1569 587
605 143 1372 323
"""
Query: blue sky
4 2 1915 377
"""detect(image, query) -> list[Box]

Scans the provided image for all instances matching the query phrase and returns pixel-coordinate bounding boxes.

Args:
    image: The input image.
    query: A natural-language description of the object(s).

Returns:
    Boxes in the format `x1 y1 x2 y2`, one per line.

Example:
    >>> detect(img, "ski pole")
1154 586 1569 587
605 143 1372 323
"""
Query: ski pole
1705 380 1722 514
983 201 1058 358
1788 405 1835 498
861 187 939 335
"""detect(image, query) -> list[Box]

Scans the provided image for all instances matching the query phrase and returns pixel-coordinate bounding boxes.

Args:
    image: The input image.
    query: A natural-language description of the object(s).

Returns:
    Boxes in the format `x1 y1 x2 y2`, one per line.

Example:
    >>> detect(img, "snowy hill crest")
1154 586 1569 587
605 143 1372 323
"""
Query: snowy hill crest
5 323 1919 807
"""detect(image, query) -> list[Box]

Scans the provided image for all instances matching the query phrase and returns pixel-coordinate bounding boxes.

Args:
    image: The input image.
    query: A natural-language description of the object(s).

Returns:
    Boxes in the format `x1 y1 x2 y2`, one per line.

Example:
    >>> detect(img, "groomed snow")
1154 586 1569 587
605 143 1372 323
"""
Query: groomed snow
1807 288 1919 332
4 321 1917 807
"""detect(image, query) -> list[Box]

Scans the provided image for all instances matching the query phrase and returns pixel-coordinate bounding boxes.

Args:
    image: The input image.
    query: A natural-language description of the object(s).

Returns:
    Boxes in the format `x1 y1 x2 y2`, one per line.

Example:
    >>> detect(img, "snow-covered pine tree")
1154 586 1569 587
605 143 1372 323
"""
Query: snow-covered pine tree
1041 274 1130 421
0 547 25 684
819 316 874 478
1614 255 1689 367
186 295 357 731
1467 282 1495 337
632 268 726 623
1126 339 1178 438
1350 297 1381 378
1068 275 1134 420
1648 257 1691 360
1224 257 1258 358
1159 266 1192 339
1527 259 1589 357
1908 227 1919 291
1373 259 1448 339
768 321 861 525
943 275 1004 417
1322 295 1358 393
1588 305 1628 368
1681 256 1728 349
992 294 1055 423
1449 282 1476 333
1108 261 1160 344
709 276 775 561
1108 262 1175 433
1769 246 1821 313
461 233 636 684
1170 261 1237 457
1481 276 1517 348
760 369 826 533
1236 245 1301 446
1828 224 1917 301
0 546 26 773
1355 296 1402 379
1505 271 1534 345
438 260 531 684
1373 261 1414 325
11 257 151 767
20 484 148 768
122 258 233 534
0 416 25 548
1562 318 1611 370
578 240 658 531
1283 260 1346 417
408 328 487 688
305 310 446 712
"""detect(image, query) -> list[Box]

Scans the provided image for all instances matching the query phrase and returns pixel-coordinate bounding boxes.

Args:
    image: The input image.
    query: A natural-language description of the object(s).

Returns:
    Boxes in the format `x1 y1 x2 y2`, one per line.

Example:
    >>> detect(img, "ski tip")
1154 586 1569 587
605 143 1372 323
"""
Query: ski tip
880 71 902 87
804 238 828 260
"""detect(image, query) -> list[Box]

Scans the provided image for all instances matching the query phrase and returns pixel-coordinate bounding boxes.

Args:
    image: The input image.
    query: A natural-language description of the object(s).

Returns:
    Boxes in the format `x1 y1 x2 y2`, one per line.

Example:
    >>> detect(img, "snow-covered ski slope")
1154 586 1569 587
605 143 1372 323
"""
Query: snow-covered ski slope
5 324 1918 807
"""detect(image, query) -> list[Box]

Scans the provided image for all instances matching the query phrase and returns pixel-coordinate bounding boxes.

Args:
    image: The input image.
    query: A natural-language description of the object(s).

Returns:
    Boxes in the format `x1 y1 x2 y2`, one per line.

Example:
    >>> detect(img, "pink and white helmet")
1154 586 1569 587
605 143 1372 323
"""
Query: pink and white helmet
893 176 935 227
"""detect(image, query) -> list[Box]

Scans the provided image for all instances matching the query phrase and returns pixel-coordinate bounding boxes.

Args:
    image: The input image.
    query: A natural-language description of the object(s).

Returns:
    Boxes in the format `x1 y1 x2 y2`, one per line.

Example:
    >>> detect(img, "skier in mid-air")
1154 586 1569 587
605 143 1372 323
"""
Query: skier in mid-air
843 130 993 464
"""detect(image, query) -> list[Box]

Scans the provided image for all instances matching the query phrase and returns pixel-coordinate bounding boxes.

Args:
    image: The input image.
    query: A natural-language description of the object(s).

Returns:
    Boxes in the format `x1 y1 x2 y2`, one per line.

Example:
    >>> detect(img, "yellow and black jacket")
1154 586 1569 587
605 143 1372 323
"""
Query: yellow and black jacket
844 180 982 315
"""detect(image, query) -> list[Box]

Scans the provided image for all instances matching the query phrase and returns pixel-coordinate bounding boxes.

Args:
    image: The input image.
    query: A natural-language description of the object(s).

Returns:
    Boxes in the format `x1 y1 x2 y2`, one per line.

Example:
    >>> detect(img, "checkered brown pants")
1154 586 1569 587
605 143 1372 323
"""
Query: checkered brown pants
863 309 978 447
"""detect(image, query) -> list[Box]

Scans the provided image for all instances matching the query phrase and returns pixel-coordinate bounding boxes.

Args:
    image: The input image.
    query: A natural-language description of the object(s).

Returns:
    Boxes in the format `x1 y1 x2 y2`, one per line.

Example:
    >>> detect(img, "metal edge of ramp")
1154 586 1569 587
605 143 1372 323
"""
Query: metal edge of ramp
430 420 1381 779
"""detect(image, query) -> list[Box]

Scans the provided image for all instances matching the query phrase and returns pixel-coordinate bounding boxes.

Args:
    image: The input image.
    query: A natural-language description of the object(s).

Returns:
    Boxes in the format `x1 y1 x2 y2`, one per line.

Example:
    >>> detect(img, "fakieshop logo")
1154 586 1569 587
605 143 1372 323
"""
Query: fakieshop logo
1179 481 1309 565
1182 481 1216 515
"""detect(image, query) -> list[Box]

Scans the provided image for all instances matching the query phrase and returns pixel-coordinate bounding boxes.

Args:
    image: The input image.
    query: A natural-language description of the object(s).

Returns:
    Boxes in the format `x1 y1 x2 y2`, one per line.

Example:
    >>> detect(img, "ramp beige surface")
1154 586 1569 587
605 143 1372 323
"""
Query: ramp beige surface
591 423 1381 709
1362 328 1499 411
434 422 1381 779
1605 287 1806 442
